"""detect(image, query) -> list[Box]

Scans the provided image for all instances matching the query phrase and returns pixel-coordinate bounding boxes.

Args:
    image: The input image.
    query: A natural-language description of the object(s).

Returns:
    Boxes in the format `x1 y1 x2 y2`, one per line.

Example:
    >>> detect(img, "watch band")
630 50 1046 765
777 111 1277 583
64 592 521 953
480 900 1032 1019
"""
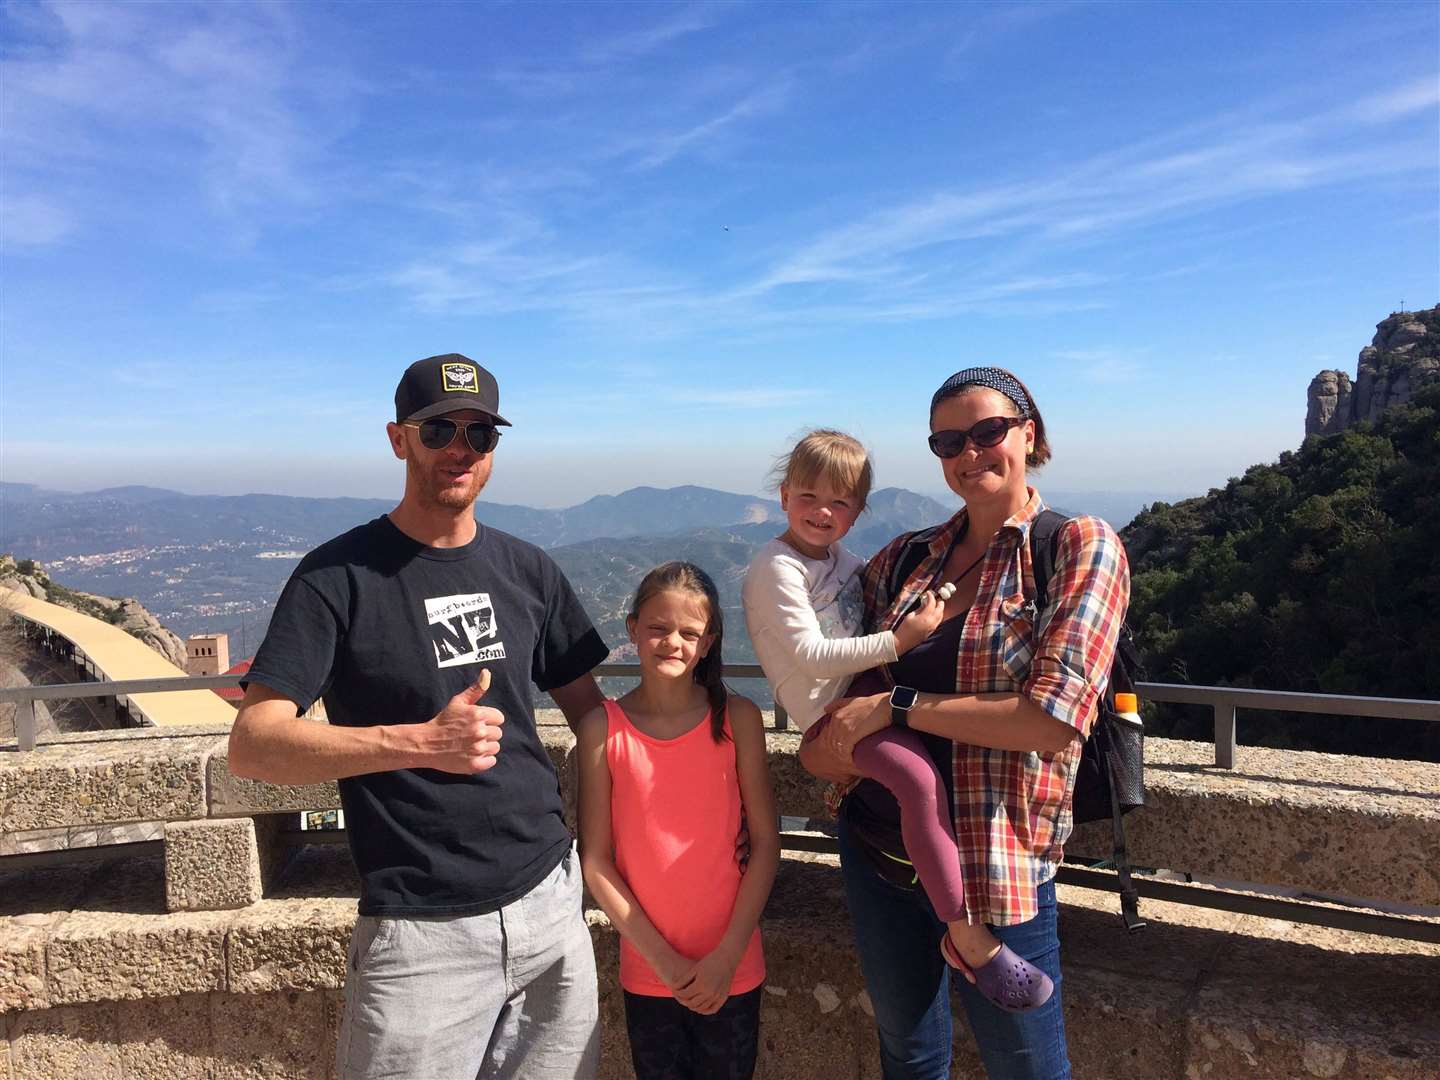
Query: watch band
890 685 919 727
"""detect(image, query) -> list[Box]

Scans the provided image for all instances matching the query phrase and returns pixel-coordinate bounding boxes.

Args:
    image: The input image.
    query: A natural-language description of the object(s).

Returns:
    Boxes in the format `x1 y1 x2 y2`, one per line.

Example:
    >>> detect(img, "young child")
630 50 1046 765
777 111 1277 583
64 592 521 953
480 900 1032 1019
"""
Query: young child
741 429 1053 1012
578 562 780 1080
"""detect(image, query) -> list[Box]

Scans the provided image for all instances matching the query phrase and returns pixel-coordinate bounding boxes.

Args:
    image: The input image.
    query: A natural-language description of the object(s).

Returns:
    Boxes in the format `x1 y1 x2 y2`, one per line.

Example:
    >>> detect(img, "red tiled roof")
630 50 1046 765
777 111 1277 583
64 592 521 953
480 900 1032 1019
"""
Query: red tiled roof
214 659 253 702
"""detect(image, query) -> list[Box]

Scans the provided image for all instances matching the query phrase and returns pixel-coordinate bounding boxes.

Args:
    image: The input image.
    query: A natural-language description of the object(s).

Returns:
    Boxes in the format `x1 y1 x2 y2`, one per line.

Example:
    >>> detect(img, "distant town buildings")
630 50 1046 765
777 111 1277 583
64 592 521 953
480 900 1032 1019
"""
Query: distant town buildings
185 632 230 676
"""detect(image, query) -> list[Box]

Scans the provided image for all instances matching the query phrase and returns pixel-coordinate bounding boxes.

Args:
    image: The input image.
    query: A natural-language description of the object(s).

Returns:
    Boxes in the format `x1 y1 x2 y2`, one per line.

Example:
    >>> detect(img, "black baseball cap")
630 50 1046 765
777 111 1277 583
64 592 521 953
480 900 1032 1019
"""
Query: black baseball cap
394 353 512 426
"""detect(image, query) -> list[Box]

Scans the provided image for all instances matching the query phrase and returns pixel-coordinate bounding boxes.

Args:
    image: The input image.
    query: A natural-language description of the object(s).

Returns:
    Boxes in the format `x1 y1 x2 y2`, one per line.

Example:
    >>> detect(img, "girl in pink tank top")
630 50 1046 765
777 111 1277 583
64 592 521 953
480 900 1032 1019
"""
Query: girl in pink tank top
577 562 779 1080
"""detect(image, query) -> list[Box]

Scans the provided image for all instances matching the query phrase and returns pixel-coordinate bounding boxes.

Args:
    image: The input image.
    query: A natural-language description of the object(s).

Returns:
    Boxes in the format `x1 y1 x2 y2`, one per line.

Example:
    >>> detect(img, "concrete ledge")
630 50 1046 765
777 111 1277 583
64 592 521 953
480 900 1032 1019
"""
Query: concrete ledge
1067 739 1440 907
2 849 1436 1078
207 751 339 819
0 731 217 832
8 725 1436 916
226 898 352 995
43 859 229 1005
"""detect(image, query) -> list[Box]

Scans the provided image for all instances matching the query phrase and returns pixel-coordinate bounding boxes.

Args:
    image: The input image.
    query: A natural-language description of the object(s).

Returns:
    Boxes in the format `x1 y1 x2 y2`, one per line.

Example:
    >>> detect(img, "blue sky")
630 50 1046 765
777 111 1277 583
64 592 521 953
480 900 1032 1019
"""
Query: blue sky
3 0 1437 509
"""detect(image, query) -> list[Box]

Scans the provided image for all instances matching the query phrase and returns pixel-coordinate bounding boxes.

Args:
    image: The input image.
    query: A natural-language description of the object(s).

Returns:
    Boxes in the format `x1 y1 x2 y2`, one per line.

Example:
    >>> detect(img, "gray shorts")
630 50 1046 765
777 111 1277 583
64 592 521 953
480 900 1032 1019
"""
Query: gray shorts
337 848 599 1079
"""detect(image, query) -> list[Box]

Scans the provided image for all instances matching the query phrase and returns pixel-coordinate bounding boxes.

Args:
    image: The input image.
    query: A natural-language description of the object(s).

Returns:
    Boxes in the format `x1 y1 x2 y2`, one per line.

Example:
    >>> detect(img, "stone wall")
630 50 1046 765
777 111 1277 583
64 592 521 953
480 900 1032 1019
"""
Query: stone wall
3 721 1439 1077
3 847 1438 1080
5 721 1437 911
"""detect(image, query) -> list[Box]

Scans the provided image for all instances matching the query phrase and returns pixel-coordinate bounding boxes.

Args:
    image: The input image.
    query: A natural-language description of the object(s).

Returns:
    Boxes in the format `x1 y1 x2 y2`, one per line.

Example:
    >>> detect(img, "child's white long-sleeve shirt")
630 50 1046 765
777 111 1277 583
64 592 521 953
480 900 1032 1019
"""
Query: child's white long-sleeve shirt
741 538 898 732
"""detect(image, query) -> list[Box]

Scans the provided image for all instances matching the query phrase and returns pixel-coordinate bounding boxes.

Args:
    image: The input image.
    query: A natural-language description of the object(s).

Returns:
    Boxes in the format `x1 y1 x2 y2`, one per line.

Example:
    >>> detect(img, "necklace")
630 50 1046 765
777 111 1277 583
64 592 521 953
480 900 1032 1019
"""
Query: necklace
937 549 987 593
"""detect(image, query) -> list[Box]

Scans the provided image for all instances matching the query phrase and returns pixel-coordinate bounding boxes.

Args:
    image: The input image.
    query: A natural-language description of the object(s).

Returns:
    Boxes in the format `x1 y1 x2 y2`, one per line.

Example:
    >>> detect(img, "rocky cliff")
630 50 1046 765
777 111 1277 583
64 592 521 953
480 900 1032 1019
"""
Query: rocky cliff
1306 306 1440 437
0 554 188 667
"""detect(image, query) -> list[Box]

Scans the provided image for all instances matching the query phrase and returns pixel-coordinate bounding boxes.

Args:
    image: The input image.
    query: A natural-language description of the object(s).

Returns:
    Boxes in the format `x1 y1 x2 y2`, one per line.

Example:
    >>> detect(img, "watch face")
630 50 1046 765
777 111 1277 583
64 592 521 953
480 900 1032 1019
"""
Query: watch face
890 686 919 711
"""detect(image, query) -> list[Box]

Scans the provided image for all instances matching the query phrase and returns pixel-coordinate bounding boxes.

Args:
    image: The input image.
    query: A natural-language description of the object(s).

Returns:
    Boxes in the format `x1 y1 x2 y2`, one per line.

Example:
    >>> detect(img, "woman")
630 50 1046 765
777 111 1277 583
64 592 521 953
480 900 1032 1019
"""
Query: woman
798 367 1130 1079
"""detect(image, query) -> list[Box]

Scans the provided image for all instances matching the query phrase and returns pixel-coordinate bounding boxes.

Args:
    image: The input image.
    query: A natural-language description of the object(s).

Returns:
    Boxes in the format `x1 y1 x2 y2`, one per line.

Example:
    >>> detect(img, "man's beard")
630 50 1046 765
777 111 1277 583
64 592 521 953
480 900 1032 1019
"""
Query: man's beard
408 456 486 511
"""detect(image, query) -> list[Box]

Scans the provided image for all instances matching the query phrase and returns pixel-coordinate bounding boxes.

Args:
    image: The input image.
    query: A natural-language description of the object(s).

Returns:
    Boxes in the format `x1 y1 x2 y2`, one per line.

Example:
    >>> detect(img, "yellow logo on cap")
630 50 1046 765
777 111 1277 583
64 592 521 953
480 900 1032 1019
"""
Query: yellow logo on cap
441 362 478 392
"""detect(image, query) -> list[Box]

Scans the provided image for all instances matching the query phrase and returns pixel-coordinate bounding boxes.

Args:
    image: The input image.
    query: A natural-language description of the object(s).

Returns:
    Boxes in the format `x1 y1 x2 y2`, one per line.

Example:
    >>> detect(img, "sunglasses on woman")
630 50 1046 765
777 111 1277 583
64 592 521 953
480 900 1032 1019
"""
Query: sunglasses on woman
928 416 1026 458
402 417 501 454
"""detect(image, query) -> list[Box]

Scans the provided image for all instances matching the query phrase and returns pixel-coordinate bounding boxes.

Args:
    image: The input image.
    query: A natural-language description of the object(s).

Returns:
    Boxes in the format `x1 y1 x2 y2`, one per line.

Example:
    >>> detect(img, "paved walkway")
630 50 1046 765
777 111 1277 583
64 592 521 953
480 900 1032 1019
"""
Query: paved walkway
6 592 235 727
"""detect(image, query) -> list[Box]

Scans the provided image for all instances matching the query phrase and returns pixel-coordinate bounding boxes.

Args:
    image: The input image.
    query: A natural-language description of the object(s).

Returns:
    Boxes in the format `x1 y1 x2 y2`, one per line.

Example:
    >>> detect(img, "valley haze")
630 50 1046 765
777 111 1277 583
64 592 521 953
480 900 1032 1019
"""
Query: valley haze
0 481 1174 692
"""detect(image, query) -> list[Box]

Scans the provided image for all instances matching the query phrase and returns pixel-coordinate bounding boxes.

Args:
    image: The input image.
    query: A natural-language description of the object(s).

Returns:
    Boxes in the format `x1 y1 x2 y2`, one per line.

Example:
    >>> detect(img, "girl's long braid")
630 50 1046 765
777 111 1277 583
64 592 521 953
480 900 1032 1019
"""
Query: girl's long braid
694 623 729 742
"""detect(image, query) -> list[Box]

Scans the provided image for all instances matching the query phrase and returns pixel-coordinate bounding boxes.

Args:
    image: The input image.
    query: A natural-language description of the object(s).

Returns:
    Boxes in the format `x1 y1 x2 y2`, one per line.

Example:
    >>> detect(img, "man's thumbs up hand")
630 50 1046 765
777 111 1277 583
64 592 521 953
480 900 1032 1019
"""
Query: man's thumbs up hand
408 669 505 774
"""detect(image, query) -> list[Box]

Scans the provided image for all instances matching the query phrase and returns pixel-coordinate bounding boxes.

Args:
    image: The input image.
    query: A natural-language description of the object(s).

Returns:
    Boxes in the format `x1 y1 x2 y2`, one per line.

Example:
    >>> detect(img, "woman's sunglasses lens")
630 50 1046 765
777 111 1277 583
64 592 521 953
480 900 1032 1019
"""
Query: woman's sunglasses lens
418 419 458 449
929 432 963 458
972 418 1011 447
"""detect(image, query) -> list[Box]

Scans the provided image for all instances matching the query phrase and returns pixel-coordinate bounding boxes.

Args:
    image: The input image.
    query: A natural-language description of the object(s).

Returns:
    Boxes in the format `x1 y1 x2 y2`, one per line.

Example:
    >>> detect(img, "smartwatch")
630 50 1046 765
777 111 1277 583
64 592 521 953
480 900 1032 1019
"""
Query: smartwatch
890 685 919 728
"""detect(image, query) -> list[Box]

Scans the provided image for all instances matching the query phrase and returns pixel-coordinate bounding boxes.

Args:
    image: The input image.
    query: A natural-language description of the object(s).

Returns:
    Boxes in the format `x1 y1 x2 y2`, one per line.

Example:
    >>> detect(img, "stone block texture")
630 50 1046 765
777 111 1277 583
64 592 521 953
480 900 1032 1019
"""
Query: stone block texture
0 734 214 834
47 911 228 1006
165 818 264 911
0 920 49 1013
226 899 351 995
115 994 213 1080
207 749 340 818
8 1001 121 1079
210 989 329 1080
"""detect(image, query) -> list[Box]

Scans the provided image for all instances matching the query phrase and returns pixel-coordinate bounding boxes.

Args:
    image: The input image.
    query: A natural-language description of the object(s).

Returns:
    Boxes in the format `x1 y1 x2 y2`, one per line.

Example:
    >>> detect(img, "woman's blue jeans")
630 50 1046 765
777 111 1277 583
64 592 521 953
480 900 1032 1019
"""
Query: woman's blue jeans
837 814 1071 1079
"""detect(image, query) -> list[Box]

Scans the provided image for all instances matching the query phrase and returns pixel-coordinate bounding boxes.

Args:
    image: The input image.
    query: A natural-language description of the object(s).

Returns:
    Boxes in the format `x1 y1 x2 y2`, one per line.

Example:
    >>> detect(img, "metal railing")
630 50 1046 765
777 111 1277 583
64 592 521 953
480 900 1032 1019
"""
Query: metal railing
3 667 1437 766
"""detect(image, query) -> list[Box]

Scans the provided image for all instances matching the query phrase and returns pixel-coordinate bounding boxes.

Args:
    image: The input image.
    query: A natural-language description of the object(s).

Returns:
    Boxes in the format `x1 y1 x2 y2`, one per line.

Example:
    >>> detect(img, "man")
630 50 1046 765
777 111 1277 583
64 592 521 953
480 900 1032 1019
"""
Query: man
229 353 608 1079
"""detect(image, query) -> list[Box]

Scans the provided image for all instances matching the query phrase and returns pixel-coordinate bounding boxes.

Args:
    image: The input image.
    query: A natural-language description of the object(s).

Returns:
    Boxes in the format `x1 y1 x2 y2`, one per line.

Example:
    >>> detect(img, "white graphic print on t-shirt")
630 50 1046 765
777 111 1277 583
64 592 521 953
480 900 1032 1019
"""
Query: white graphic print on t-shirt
425 593 508 668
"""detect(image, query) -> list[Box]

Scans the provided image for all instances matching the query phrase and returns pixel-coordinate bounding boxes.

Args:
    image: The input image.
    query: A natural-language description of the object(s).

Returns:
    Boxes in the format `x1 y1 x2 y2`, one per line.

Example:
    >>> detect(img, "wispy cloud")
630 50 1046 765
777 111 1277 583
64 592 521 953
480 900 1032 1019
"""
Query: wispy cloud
1340 74 1439 124
489 3 725 99
747 76 1438 295
1 194 75 247
625 82 792 171
374 66 1434 341
1 1 358 242
581 4 724 66
1052 348 1144 385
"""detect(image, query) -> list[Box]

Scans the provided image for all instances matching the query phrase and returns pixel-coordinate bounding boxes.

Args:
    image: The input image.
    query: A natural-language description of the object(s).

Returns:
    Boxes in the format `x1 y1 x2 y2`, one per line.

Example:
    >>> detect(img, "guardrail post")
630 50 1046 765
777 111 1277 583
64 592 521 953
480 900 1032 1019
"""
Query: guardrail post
774 705 790 731
17 698 36 752
1214 703 1237 769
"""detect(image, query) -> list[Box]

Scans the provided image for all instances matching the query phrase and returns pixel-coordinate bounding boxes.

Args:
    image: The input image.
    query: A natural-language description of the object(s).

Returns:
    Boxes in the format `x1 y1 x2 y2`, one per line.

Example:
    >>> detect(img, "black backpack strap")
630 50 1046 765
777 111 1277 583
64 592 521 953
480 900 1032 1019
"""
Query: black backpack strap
1033 507 1147 932
886 524 946 609
1028 508 1069 612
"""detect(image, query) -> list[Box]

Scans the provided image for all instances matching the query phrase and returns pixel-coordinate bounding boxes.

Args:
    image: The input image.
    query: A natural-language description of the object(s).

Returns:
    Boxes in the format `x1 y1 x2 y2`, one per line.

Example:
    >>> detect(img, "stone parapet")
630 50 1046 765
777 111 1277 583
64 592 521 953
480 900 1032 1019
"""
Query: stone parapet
1066 738 1440 907
5 722 1437 916
207 754 339 819
0 729 219 833
1 849 1436 1078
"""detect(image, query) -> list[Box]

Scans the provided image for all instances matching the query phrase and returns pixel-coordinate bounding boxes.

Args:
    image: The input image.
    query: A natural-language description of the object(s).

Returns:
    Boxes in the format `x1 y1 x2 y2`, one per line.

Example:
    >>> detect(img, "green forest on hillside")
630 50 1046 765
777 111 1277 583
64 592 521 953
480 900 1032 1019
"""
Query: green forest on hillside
1121 383 1440 761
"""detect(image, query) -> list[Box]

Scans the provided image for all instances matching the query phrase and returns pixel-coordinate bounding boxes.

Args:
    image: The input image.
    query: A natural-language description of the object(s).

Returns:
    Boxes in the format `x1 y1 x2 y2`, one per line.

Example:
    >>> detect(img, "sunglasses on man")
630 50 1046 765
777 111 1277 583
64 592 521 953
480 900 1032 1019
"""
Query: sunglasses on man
401 417 501 454
928 416 1026 458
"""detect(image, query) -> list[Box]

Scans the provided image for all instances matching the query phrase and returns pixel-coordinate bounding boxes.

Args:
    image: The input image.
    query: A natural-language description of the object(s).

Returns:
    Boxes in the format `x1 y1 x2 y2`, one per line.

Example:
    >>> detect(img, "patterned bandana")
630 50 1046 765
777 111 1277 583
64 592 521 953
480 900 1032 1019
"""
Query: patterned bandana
931 367 1033 418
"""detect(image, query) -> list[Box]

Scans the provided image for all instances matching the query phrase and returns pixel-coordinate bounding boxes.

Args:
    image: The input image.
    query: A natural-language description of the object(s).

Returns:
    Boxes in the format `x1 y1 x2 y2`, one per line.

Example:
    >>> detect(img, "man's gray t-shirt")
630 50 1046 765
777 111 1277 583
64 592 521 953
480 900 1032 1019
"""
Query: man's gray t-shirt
245 515 608 916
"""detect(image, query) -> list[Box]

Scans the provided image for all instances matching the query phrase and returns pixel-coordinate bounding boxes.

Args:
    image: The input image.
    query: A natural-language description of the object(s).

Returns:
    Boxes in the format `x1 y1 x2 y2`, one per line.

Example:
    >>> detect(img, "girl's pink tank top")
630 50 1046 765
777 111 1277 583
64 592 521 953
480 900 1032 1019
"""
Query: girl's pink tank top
604 699 765 997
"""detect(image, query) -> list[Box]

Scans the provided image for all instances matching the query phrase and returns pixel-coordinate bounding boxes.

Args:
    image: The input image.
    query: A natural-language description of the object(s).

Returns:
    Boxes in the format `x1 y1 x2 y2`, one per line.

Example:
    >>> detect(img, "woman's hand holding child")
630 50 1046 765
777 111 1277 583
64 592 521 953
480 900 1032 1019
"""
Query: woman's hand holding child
826 584 953 760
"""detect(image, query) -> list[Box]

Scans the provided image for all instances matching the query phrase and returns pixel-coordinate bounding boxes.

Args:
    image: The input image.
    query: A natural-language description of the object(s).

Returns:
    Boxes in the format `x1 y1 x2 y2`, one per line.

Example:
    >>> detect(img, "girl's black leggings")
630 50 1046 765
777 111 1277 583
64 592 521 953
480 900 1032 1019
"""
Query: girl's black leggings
623 985 763 1080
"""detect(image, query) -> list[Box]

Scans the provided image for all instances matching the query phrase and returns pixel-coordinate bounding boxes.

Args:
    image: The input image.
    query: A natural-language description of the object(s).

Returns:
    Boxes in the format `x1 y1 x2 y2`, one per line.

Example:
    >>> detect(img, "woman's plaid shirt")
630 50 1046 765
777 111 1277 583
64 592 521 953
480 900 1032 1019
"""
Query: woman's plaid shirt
859 490 1130 926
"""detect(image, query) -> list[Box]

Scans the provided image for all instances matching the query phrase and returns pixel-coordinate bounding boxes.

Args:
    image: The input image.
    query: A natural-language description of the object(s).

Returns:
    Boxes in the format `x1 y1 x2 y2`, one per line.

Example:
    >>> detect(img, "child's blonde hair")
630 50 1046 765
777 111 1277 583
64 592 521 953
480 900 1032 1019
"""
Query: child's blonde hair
770 429 873 511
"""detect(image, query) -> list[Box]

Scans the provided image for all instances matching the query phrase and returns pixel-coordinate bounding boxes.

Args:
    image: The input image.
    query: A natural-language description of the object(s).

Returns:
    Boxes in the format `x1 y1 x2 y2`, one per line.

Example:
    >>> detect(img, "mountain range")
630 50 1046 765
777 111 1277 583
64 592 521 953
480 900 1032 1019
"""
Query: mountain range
0 480 1175 710
0 482 959 671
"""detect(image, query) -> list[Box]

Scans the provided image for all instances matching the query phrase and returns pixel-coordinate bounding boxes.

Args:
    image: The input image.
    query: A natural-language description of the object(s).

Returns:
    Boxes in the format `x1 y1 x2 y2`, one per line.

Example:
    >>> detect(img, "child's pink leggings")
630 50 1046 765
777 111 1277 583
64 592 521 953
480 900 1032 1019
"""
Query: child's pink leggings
851 725 966 923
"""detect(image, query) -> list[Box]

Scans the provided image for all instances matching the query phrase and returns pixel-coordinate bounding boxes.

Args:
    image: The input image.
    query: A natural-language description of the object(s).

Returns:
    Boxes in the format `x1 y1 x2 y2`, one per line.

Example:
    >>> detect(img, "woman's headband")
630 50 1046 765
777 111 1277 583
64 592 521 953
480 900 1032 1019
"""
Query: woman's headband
930 367 1033 418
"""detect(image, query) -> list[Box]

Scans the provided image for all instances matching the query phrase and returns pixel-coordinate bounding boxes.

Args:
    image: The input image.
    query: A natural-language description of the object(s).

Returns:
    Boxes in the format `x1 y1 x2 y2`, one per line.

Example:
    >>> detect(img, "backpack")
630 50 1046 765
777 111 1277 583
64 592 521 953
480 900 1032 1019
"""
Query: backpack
886 509 1147 932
